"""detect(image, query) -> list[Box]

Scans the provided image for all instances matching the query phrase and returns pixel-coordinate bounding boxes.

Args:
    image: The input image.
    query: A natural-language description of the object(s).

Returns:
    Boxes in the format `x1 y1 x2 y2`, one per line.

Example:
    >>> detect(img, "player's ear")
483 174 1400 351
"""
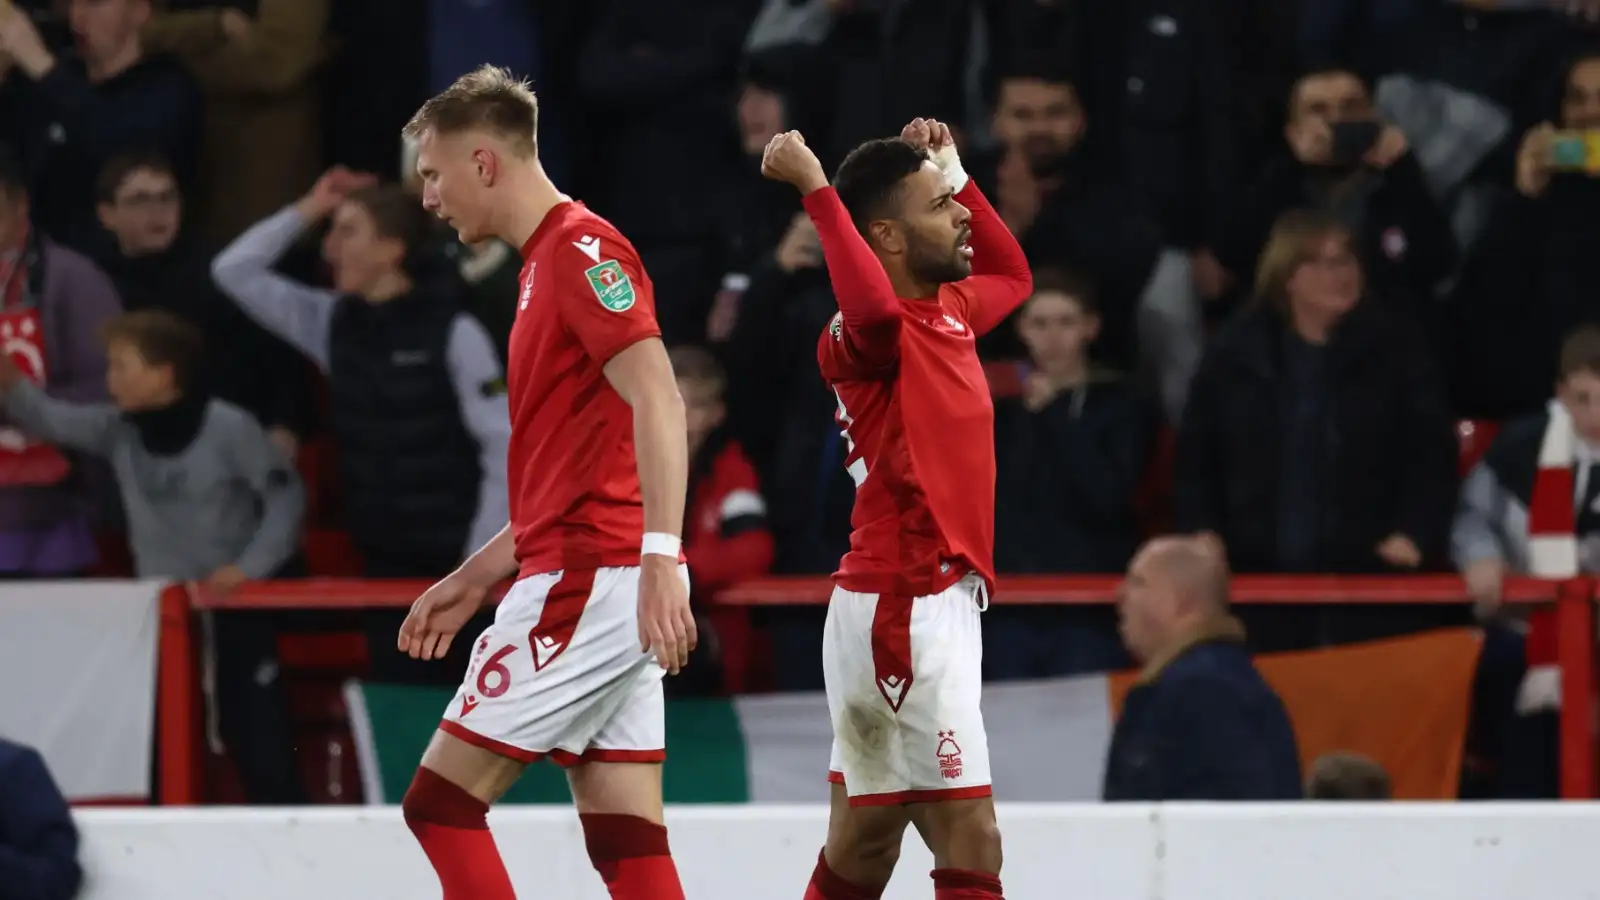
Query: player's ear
868 219 904 254
472 148 498 185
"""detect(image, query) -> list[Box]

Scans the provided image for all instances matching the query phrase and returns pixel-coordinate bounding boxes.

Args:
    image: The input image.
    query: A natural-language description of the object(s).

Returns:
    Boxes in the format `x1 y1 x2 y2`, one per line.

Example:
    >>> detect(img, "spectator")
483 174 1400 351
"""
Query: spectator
712 52 850 691
1103 536 1302 801
212 168 509 682
575 0 755 344
968 62 1187 419
1447 326 1600 799
0 737 81 900
1010 0 1240 318
1175 210 1458 648
810 0 976 166
94 151 314 455
1450 52 1600 419
140 0 330 244
1305 751 1392 800
1214 67 1457 322
714 43 820 313
0 144 121 578
671 345 775 694
0 0 202 254
0 310 306 804
986 271 1150 680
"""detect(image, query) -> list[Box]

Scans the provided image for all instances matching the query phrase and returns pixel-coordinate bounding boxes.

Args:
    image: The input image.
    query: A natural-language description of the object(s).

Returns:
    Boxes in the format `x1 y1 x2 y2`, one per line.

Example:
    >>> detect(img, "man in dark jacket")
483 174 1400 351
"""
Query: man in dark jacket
0 738 81 900
1103 536 1302 801
0 0 202 254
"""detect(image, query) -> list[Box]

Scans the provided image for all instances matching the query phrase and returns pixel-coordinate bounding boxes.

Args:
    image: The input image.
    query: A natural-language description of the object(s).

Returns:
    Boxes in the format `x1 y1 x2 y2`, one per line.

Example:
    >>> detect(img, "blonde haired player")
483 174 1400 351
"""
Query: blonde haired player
397 65 696 900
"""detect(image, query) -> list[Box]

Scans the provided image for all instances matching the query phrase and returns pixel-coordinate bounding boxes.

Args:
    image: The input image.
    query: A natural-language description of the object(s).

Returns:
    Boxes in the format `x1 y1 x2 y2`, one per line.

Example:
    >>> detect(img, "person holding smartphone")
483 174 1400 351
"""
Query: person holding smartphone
1212 67 1458 324
1448 52 1600 419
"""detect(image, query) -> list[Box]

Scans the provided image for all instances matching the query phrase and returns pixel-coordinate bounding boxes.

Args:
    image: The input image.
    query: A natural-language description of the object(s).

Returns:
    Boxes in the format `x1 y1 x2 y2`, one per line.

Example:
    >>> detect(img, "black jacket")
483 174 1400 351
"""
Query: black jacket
1446 182 1600 419
0 740 81 900
1103 633 1303 801
1036 0 1241 249
1213 151 1458 319
5 55 202 254
993 376 1155 574
1173 301 1458 573
722 261 855 575
327 291 480 572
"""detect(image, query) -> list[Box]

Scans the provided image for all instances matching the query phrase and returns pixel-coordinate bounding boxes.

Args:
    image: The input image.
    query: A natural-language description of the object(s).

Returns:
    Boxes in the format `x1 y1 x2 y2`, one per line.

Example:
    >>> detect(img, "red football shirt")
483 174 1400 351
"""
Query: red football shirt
509 201 661 576
809 181 1032 597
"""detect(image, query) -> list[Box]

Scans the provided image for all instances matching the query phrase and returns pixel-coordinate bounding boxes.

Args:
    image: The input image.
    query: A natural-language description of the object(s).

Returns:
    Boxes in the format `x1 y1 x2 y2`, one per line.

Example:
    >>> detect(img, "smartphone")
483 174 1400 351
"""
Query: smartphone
1550 131 1600 175
1329 121 1382 165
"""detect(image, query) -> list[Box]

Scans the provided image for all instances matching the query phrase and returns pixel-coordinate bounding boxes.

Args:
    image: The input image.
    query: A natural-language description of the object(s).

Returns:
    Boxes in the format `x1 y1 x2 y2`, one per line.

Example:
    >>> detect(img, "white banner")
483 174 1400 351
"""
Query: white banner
0 580 164 801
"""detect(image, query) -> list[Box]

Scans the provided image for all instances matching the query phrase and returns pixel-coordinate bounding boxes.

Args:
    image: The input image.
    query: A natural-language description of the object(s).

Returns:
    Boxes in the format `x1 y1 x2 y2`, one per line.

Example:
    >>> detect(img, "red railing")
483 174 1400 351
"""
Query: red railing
154 574 1598 804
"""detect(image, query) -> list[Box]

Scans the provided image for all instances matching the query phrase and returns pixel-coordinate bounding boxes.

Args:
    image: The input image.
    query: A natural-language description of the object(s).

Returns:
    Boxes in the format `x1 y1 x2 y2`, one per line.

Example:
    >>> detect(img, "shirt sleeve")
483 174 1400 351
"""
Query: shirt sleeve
554 232 662 365
446 314 511 559
803 186 902 375
948 181 1033 337
210 206 338 370
4 382 119 456
226 410 305 579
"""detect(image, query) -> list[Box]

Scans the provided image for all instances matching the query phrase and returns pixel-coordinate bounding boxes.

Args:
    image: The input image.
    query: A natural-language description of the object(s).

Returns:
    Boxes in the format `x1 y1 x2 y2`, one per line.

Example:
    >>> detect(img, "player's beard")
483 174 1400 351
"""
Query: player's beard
907 231 972 284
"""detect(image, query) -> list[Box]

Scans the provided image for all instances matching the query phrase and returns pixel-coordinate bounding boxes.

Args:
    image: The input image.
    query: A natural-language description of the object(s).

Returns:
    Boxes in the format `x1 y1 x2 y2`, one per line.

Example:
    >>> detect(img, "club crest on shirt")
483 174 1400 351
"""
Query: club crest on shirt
829 312 843 340
585 260 635 312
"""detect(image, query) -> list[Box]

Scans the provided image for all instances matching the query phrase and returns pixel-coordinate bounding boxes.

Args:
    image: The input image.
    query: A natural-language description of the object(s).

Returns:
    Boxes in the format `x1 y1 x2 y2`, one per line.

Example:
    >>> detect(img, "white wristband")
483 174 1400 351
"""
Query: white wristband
932 144 969 193
641 532 681 559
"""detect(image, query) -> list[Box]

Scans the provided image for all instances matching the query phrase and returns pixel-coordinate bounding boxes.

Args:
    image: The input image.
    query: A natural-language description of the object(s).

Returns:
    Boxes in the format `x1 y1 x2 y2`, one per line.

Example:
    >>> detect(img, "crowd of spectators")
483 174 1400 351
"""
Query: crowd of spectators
6 0 1600 801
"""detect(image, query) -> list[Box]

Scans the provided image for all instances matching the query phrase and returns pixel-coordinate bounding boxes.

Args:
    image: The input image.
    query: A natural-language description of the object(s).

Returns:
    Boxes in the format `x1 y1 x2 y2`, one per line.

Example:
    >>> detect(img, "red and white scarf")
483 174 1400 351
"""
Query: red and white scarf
1523 399 1581 713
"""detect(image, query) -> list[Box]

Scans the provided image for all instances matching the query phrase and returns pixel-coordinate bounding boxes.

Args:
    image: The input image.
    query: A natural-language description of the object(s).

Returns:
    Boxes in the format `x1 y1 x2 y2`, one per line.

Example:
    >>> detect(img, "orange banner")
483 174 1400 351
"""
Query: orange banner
1109 628 1482 799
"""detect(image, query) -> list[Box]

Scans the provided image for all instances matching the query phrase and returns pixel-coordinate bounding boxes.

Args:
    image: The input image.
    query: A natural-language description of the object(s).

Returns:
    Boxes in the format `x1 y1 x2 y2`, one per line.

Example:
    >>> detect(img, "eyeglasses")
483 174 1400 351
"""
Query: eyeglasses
115 189 180 210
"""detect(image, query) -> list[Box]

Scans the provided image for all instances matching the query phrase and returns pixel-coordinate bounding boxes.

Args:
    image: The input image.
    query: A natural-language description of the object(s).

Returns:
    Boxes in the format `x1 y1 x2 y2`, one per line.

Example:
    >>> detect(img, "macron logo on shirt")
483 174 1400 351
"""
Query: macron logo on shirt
573 235 602 262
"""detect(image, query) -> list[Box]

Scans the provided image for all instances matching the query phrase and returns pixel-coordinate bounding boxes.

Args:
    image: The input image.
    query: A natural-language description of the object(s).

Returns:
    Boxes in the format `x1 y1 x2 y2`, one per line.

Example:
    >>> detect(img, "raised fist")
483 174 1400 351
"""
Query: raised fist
901 117 954 154
761 131 828 195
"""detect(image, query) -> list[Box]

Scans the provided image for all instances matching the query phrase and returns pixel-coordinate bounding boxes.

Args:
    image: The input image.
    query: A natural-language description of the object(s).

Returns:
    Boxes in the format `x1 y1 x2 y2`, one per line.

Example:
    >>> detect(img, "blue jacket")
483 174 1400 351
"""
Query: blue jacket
0 739 81 900
1102 629 1303 801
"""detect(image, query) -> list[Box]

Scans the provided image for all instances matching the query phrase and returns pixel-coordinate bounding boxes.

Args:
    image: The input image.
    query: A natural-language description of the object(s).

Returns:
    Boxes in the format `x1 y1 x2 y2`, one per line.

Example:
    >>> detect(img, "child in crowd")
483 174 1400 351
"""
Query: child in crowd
0 309 306 803
0 309 303 586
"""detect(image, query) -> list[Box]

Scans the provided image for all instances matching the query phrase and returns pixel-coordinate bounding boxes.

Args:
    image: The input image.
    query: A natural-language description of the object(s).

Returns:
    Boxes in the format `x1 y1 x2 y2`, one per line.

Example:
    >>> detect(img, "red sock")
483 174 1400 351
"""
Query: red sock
803 849 883 900
580 812 685 900
932 867 1004 899
401 767 516 899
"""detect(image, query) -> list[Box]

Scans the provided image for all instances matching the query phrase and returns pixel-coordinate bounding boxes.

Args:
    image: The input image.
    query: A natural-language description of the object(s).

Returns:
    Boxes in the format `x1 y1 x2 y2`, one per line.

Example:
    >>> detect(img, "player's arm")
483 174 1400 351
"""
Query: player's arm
763 131 902 370
555 241 688 542
803 187 903 369
604 339 689 548
915 119 1033 336
444 314 512 561
453 525 518 587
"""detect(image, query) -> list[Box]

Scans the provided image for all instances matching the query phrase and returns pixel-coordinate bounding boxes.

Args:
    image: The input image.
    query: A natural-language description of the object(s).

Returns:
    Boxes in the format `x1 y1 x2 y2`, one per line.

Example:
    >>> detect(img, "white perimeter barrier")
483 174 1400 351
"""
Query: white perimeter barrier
77 802 1600 899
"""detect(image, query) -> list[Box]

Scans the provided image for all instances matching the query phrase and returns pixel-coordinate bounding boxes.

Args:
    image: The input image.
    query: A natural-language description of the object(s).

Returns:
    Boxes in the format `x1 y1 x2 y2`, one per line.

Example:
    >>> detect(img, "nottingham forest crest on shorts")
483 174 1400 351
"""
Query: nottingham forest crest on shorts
585 260 636 312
